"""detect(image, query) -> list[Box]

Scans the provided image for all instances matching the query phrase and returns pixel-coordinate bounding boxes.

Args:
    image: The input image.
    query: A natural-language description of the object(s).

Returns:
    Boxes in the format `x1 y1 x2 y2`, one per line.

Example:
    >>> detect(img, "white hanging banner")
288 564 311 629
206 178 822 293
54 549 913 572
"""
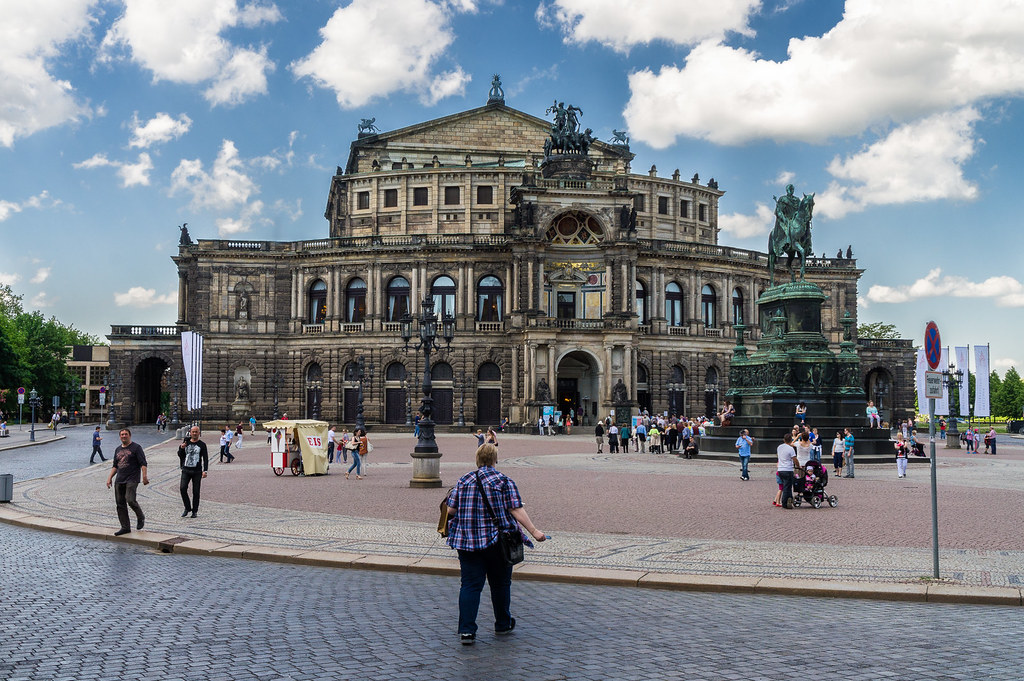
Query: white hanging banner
955 346 970 416
181 331 204 412
935 347 950 415
915 348 927 412
975 345 991 417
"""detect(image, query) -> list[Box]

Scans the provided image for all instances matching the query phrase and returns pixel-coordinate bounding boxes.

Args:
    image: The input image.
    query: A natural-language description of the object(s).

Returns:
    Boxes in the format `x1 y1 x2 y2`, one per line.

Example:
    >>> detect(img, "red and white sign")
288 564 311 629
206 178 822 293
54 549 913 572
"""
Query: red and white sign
924 321 941 370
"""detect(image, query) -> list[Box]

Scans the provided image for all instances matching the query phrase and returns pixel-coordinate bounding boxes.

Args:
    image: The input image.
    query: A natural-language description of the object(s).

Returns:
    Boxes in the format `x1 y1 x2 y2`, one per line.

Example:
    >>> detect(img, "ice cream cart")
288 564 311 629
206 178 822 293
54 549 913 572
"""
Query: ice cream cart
263 419 330 476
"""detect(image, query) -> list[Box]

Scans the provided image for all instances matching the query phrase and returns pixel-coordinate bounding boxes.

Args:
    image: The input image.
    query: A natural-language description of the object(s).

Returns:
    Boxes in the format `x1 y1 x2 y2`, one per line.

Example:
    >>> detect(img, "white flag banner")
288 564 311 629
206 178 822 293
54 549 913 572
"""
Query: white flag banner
975 345 991 417
915 348 927 413
181 331 204 412
955 346 970 416
935 347 950 415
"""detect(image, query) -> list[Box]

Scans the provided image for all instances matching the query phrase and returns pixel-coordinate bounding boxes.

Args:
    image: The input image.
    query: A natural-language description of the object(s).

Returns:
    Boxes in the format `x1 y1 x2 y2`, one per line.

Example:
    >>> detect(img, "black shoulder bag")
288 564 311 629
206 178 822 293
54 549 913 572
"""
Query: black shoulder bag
474 471 525 566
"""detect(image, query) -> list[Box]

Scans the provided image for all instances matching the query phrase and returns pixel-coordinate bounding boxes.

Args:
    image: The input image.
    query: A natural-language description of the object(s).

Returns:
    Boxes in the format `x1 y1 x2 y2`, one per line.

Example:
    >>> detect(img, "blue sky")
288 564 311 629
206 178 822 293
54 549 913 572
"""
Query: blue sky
1 0 1021 374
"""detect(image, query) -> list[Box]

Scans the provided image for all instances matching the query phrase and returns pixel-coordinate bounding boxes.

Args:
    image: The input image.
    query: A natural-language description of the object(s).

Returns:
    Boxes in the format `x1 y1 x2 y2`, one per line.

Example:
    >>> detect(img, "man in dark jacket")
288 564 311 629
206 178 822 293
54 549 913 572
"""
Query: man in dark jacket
106 429 148 536
178 425 209 518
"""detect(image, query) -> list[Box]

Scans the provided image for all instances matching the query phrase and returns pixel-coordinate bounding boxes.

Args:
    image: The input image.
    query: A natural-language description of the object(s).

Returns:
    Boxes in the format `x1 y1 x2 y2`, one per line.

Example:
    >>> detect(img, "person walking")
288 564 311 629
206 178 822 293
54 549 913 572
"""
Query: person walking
219 428 234 463
339 427 351 463
485 428 499 447
985 426 997 455
735 429 753 480
444 443 546 645
105 428 149 536
177 426 209 517
90 426 106 463
595 421 604 453
777 432 798 509
843 428 855 478
234 423 244 449
894 433 908 478
249 415 257 435
619 422 631 453
345 427 366 479
607 422 618 453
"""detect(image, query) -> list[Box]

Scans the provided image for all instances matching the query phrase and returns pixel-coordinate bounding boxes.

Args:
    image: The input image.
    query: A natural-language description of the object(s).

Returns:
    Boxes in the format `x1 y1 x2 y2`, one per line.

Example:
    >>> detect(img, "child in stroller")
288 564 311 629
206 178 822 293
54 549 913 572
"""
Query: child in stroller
792 459 838 508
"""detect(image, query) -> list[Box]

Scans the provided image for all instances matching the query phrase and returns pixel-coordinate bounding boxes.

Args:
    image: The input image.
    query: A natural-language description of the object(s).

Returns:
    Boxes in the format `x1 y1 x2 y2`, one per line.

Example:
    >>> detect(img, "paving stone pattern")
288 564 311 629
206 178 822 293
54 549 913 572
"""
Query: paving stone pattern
3 521 1023 681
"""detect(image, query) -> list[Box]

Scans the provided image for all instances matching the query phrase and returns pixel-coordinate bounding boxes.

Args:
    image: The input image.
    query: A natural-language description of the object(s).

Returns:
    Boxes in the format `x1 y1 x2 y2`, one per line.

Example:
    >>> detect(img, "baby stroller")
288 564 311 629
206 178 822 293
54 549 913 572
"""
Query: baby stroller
792 459 838 509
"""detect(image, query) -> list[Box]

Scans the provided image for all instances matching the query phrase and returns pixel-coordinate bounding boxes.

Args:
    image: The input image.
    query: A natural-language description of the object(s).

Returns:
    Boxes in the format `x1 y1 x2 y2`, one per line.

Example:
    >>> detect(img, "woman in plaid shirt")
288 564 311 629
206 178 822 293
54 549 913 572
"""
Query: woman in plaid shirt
444 443 546 645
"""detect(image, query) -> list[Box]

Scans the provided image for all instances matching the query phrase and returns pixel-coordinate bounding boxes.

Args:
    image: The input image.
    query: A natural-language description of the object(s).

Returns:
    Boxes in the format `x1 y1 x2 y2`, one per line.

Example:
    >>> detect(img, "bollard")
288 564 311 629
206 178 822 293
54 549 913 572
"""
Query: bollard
0 473 13 503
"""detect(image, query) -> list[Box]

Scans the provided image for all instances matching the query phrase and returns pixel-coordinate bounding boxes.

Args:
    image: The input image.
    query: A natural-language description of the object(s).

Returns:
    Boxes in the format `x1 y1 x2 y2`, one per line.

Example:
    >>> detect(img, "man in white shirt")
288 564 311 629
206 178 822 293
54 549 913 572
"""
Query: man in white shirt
327 426 337 463
777 433 798 509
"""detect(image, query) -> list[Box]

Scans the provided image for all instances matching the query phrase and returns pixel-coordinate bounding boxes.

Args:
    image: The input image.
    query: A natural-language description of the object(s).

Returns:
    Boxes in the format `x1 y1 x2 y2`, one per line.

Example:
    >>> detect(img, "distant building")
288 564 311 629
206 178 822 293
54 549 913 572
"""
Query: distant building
107 84 914 428
66 345 110 421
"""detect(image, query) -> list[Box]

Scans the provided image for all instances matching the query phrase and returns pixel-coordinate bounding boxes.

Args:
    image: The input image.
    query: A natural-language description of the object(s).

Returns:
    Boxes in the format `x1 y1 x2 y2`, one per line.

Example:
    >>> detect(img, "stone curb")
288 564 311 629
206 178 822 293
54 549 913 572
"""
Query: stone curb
0 507 1020 607
0 434 67 452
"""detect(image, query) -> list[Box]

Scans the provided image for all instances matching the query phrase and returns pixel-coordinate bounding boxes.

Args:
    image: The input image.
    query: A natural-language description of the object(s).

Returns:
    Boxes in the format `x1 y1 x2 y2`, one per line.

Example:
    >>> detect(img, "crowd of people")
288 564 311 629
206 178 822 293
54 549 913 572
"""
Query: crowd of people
592 411 711 456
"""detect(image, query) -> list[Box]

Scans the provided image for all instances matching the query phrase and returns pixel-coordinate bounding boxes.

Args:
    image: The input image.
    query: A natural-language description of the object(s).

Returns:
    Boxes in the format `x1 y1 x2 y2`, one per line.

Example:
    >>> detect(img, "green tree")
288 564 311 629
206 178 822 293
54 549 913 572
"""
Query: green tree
990 370 1007 416
997 367 1024 419
857 322 902 339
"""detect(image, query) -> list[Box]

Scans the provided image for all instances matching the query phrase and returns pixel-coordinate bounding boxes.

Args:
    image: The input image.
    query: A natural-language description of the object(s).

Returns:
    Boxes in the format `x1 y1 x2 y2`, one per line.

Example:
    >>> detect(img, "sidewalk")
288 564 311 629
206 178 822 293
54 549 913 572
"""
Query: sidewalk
0 424 66 450
2 431 1022 606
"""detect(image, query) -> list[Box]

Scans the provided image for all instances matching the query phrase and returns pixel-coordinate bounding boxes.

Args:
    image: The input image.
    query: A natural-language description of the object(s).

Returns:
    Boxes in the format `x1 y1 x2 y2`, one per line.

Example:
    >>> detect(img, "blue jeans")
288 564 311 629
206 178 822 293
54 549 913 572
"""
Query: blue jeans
739 456 749 478
457 543 513 635
347 451 362 476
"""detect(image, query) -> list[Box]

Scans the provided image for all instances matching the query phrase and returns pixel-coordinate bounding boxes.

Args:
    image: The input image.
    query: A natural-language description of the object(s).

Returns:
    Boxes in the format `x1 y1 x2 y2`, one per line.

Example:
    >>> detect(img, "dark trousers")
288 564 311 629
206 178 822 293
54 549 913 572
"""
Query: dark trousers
779 470 795 508
91 445 104 463
327 442 335 463
457 543 513 635
180 468 202 513
114 482 144 531
220 444 233 462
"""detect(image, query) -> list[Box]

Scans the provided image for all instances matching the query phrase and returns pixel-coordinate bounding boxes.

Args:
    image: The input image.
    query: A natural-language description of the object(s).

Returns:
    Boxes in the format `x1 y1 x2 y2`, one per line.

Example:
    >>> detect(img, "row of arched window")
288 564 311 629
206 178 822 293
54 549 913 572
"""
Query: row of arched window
307 275 505 325
636 281 746 327
306 360 503 383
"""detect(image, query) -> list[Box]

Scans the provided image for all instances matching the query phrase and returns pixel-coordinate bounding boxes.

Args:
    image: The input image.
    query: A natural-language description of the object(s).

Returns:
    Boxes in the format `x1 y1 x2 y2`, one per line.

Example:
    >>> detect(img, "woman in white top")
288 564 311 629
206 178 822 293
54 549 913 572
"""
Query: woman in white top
831 432 845 477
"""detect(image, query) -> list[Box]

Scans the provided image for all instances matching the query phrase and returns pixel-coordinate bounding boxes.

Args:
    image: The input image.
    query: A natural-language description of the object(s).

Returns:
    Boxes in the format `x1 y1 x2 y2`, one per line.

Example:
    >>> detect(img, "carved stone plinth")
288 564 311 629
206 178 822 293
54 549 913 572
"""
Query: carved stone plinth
540 154 593 180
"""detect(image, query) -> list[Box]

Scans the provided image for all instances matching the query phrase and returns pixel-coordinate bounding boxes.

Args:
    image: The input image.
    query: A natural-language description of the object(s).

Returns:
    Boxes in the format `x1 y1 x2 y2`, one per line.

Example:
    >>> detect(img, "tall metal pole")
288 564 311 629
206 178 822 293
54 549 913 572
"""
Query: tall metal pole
929 396 939 578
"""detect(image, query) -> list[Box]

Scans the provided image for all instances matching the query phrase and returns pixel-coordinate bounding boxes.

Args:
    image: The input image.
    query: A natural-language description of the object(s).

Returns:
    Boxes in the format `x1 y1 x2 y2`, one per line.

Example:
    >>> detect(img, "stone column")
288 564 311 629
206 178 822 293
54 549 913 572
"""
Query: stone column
511 345 519 400
527 259 534 312
537 259 545 312
504 263 512 317
548 345 556 399
177 271 187 324
605 261 613 314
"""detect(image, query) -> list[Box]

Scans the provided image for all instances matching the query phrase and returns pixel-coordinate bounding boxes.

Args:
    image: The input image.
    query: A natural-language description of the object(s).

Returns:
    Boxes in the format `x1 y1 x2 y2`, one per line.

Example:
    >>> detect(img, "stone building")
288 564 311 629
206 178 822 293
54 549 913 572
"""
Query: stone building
106 83 914 429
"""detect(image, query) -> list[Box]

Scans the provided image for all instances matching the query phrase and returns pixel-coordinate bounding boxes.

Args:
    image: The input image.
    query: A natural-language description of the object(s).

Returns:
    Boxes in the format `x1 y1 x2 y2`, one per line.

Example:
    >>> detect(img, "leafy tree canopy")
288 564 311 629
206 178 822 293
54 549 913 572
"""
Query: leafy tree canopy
857 322 902 339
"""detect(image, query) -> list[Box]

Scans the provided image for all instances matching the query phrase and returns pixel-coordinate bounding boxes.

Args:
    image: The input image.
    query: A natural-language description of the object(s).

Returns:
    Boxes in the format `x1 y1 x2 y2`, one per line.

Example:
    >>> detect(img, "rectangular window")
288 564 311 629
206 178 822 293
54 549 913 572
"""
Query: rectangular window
658 196 669 215
357 191 370 210
634 195 645 212
383 188 398 208
557 292 576 319
444 186 461 205
476 185 493 205
698 204 707 222
680 199 690 218
413 187 429 206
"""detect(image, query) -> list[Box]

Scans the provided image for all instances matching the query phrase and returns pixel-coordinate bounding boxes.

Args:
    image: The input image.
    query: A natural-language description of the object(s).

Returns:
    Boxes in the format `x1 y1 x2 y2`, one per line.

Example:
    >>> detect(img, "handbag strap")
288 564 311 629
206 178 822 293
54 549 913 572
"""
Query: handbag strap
474 470 506 530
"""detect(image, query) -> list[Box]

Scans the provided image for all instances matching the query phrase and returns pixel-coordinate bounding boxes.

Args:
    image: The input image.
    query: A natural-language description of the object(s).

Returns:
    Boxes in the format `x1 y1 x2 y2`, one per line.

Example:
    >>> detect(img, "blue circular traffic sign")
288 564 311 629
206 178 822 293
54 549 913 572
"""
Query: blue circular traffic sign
924 321 941 370
17 387 25 395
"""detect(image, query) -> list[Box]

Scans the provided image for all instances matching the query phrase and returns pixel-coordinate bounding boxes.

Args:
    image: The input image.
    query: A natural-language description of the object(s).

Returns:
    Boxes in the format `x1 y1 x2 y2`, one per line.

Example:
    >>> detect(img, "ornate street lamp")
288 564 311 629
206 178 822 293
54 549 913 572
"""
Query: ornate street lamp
354 356 374 432
457 369 467 428
271 373 282 420
106 371 117 429
170 370 181 429
28 388 41 442
399 296 455 488
944 364 964 449
402 376 412 427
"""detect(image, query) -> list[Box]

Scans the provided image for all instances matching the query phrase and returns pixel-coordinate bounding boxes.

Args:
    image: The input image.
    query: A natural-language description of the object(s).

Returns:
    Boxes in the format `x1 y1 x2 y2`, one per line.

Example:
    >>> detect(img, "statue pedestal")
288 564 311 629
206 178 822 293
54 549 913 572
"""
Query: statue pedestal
231 401 251 421
541 154 593 180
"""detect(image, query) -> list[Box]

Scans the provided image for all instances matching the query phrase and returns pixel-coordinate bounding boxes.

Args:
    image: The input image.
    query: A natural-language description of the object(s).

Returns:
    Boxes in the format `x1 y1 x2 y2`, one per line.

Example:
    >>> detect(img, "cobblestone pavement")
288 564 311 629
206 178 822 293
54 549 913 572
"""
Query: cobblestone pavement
3 521 1023 681
5 428 1024 588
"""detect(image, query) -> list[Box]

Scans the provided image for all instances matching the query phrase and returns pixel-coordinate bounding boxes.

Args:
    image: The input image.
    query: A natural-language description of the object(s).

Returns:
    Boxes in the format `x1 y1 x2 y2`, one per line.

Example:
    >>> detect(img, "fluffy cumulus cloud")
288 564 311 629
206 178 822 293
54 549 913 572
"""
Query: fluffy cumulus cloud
30 292 54 308
30 268 51 284
129 112 192 148
816 108 981 219
623 0 1024 147
867 269 1024 308
719 202 775 239
114 286 177 307
100 0 281 107
0 0 97 146
0 273 22 286
291 0 470 109
0 191 53 222
537 0 759 52
74 152 154 187
170 139 266 235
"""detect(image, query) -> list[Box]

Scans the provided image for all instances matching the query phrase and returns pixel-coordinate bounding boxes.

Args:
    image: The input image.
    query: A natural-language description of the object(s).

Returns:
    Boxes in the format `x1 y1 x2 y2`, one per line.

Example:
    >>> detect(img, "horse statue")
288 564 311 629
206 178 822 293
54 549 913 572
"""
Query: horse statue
358 117 380 135
767 184 815 286
610 129 629 146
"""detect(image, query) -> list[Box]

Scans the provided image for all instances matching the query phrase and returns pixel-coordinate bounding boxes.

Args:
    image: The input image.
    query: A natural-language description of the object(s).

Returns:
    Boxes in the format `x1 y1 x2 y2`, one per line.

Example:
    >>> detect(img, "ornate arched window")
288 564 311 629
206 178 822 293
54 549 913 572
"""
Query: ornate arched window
701 284 717 327
665 282 683 326
431 362 454 381
635 280 648 324
431 276 456 318
732 287 744 325
346 278 366 323
637 364 648 383
308 279 327 324
477 362 501 382
385 362 407 381
306 362 323 384
545 211 605 245
386 276 410 322
476 276 503 322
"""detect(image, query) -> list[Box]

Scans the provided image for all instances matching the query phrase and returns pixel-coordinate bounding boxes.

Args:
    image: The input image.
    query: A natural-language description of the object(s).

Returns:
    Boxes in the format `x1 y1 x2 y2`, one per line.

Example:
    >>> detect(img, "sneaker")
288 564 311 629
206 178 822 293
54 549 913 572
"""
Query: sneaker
496 618 516 635
137 517 145 530
460 633 475 645
114 528 130 536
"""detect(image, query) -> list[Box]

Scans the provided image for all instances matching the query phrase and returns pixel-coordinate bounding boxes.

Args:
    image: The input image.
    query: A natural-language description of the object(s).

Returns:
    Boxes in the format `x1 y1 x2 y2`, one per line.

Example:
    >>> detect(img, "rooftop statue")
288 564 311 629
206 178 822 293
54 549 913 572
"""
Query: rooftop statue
358 117 380 135
544 100 591 157
487 74 504 103
178 223 192 245
768 184 815 286
610 130 630 146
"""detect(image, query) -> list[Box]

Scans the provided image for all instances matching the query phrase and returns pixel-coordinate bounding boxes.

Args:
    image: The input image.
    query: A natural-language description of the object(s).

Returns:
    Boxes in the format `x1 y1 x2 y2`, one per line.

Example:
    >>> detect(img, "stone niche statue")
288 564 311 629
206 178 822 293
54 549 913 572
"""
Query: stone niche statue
238 291 249 320
612 379 629 403
536 378 552 403
235 376 250 402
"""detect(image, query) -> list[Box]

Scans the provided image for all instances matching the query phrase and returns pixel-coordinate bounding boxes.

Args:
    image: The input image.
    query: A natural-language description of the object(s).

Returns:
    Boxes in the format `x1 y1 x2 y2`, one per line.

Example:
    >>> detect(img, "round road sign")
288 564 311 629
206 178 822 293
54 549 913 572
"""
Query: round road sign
924 321 941 370
17 387 25 395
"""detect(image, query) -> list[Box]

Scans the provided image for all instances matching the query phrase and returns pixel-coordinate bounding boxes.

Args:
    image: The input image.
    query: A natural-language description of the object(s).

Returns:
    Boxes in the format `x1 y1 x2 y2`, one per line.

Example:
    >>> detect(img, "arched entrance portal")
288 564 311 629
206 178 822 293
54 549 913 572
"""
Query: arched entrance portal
556 350 600 425
134 357 169 425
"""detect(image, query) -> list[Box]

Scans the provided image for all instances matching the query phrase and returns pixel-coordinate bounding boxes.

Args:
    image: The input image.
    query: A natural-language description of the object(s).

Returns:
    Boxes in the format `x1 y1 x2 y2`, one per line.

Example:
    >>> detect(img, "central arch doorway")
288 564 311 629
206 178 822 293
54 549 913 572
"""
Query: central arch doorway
556 350 600 426
134 357 169 425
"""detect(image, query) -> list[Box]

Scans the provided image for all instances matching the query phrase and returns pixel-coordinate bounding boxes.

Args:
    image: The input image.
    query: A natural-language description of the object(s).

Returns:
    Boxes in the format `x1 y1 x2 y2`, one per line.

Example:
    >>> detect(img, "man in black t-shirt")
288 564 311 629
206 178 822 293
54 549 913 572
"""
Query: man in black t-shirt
178 425 209 518
106 428 149 536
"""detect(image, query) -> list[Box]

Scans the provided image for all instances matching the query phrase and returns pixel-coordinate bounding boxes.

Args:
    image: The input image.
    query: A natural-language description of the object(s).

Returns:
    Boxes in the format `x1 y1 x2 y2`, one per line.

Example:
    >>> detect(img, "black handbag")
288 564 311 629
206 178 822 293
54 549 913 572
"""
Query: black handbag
475 472 525 566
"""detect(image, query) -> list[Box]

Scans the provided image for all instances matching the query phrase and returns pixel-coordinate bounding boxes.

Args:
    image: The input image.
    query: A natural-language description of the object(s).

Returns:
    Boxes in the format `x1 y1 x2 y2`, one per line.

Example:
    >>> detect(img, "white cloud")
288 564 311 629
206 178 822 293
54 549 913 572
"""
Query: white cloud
719 202 775 239
0 191 53 221
0 273 22 286
100 0 281 107
30 268 50 284
114 286 177 307
993 357 1020 372
624 0 1024 147
30 291 54 308
73 152 154 187
272 198 303 222
0 0 96 146
774 170 795 186
252 130 299 170
129 112 192 148
537 0 759 52
817 108 981 219
170 140 258 211
215 200 265 236
867 269 1024 308
422 68 471 106
290 0 467 109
